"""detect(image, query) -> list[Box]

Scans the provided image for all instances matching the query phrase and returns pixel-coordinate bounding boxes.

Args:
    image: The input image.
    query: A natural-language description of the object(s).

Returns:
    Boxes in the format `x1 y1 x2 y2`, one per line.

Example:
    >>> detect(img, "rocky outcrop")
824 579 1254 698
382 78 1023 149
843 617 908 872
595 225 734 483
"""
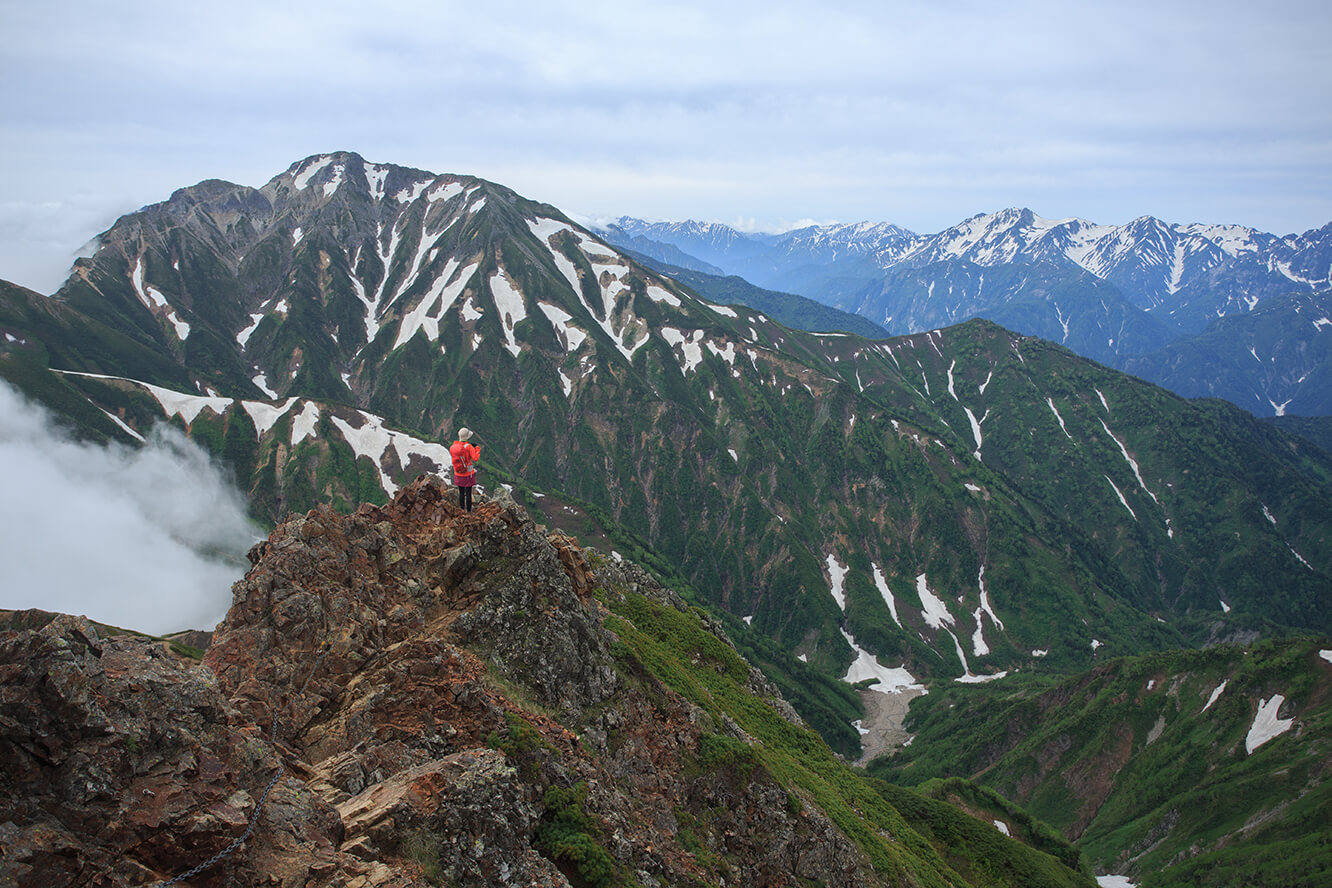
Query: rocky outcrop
0 476 884 887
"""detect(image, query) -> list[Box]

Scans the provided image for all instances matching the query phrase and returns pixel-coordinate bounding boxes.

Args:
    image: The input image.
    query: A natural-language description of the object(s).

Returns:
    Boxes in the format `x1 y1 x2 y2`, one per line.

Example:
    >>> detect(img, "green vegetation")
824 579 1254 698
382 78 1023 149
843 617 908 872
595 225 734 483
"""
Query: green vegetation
602 586 1098 888
536 782 620 888
870 639 1332 885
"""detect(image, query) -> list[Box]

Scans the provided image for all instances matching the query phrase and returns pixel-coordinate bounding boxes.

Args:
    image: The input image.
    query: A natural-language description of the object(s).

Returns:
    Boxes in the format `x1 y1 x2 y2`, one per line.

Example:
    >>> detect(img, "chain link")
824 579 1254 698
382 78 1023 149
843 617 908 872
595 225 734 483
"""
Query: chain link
148 641 331 886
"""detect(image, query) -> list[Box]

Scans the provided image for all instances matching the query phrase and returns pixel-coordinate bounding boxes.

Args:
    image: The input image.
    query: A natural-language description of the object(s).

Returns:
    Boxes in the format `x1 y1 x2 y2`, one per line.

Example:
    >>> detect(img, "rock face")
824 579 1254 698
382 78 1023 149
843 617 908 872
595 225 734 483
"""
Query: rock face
0 476 880 887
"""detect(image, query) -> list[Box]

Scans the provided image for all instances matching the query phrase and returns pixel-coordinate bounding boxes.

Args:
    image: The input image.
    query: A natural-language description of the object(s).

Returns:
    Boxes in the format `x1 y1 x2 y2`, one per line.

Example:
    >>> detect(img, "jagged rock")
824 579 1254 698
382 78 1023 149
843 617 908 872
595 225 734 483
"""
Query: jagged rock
0 476 886 887
337 748 566 886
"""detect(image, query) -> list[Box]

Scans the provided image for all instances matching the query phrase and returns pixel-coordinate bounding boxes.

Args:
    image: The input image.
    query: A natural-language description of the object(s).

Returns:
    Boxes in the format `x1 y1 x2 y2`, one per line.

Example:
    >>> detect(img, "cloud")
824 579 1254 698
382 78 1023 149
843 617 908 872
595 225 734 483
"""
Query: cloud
0 382 259 635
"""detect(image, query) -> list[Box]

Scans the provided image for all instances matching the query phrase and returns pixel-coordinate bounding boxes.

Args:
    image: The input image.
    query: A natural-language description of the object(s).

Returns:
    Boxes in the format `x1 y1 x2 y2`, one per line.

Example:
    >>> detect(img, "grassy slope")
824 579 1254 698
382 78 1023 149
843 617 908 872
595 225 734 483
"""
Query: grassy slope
868 639 1332 886
601 581 1096 888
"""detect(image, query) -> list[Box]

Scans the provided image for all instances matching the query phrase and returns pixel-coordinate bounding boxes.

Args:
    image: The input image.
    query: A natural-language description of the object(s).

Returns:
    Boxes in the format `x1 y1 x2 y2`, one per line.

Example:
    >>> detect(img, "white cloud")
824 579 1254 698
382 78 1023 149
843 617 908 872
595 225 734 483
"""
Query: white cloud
0 382 258 635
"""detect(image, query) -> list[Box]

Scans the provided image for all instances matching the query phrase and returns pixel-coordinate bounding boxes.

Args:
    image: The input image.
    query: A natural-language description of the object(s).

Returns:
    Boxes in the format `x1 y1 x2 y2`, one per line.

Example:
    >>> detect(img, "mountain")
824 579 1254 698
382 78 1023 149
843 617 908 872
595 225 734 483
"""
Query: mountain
620 250 890 338
1121 289 1332 417
3 152 1331 759
1268 414 1332 454
600 213 1332 404
604 211 1332 335
869 639 1332 887
0 477 1098 887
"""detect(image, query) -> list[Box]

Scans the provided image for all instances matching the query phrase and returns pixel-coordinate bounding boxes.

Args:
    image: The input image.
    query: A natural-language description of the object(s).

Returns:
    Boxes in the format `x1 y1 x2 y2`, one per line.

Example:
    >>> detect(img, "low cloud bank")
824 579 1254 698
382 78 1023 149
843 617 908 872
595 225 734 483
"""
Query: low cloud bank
0 382 259 634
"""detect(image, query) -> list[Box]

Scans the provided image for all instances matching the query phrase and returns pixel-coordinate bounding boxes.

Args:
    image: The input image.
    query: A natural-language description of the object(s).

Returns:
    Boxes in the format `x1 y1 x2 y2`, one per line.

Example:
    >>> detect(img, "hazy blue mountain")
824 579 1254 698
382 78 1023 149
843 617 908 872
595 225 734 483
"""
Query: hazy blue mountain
623 250 890 338
602 213 1332 415
1121 289 1332 417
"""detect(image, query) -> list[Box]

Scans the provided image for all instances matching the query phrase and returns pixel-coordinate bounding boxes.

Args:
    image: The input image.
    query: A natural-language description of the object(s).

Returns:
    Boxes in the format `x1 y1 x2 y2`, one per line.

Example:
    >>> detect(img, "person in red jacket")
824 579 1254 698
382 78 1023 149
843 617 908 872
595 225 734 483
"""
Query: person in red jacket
449 427 481 511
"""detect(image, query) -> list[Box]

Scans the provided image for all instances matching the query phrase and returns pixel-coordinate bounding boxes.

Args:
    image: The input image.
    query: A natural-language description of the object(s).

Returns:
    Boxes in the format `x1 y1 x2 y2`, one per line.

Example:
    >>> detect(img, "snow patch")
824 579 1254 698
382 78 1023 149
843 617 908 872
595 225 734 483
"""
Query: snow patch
1202 680 1227 712
394 259 478 349
839 629 924 693
1319 650 1332 665
538 302 588 353
140 383 230 425
237 313 265 347
131 257 190 340
1032 648 1048 657
646 284 682 307
289 402 321 445
916 573 953 629
428 181 464 203
241 398 298 438
826 554 849 611
963 406 987 461
489 268 528 357
1262 504 1277 525
1220 598 1231 614
1245 694 1294 754
395 180 431 203
323 163 344 197
661 327 705 374
251 374 278 399
977 565 1003 630
994 820 1010 836
1047 397 1073 440
1104 475 1137 519
364 163 389 200
971 608 989 657
1099 420 1160 509
328 411 453 497
872 564 901 627
293 156 332 190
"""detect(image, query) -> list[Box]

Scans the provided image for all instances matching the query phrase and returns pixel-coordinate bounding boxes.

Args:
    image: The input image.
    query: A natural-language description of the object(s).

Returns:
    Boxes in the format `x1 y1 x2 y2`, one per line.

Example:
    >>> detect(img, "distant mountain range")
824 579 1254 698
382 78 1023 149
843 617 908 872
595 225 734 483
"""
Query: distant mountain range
598 213 1332 416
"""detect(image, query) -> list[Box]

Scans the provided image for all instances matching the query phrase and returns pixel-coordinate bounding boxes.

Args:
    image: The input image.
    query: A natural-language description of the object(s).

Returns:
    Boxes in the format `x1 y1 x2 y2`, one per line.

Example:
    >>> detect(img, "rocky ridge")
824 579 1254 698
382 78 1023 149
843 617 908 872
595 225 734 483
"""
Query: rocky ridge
0 477 901 887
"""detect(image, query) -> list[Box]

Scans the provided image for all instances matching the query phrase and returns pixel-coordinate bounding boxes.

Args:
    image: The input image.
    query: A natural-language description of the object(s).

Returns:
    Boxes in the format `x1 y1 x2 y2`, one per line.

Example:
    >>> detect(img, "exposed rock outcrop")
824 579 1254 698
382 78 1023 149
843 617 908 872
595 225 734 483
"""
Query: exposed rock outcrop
1 476 880 887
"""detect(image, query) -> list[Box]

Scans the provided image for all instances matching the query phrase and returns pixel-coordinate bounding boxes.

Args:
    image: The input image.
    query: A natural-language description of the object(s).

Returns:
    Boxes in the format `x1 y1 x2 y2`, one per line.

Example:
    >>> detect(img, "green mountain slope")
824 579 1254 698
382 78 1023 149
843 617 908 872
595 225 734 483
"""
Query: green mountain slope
869 639 1332 887
1267 414 1332 454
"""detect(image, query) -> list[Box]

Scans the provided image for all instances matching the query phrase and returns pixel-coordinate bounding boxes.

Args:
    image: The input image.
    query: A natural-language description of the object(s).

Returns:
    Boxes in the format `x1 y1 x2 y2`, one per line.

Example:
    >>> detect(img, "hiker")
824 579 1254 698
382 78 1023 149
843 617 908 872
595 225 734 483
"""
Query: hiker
449 427 481 511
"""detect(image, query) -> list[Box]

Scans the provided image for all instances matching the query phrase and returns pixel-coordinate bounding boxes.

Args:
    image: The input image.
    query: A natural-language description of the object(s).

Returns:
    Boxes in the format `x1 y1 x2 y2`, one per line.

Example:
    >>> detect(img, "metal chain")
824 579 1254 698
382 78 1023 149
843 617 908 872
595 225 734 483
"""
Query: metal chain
149 641 331 886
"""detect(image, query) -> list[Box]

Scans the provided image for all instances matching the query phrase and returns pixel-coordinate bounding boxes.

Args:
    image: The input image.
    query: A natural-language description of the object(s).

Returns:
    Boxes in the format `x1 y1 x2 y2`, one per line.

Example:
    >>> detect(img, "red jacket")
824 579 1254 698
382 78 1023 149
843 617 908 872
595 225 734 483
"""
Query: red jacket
450 440 480 479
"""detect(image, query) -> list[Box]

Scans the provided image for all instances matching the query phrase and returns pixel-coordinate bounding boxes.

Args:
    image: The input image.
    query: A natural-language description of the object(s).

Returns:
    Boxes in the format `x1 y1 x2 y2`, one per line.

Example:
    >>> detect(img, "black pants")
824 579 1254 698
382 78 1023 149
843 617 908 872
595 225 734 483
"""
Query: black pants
458 484 473 511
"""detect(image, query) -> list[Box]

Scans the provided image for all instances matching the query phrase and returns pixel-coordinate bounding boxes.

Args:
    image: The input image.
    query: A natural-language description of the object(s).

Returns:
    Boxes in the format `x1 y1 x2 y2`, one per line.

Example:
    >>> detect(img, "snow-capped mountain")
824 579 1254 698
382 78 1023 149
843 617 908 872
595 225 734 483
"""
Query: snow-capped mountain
600 210 1332 409
605 210 1332 328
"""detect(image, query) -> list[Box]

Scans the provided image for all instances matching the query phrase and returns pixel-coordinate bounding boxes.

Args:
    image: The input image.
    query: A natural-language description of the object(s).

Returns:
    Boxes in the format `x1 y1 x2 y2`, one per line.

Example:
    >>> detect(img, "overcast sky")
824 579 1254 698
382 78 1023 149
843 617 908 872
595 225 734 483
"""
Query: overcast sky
1 0 1329 293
